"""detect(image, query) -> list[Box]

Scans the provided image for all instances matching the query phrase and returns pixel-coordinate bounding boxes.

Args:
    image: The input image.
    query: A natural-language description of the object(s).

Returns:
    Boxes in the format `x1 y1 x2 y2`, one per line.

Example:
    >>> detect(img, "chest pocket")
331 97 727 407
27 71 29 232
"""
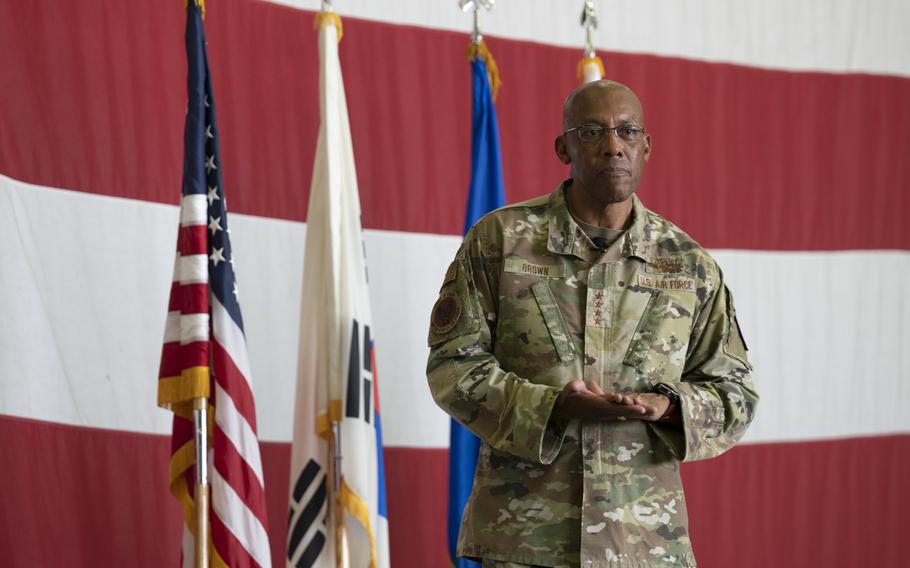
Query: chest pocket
493 274 578 380
623 289 697 384
530 281 577 363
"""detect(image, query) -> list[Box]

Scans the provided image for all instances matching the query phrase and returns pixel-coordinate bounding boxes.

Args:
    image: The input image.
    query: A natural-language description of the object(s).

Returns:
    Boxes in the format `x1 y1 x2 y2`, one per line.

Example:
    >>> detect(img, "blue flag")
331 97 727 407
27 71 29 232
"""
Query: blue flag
449 54 506 568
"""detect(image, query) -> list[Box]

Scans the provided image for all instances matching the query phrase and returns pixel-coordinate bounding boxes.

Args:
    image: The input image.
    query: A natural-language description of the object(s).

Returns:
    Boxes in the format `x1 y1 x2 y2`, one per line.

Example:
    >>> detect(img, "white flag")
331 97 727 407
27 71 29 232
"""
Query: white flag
287 12 390 568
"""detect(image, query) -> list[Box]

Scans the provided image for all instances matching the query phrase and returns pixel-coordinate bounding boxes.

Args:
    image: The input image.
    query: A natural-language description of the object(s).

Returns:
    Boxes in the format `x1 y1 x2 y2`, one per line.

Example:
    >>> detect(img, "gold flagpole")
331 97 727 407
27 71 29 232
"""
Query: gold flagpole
193 395 210 568
319 1 345 566
332 421 345 568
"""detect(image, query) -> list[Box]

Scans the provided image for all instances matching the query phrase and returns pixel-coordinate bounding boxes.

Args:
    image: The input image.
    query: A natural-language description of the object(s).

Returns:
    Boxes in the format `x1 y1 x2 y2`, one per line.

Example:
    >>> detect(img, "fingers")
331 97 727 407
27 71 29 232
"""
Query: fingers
620 404 649 415
632 394 662 418
606 398 648 416
611 393 658 417
629 398 657 415
562 379 587 395
607 392 640 407
607 393 657 418
559 384 662 421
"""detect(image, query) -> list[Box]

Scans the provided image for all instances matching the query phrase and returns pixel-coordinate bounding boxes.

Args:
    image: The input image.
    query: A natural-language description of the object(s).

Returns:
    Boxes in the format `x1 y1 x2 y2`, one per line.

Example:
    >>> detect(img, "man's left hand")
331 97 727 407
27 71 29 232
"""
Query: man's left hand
616 393 671 422
587 383 677 423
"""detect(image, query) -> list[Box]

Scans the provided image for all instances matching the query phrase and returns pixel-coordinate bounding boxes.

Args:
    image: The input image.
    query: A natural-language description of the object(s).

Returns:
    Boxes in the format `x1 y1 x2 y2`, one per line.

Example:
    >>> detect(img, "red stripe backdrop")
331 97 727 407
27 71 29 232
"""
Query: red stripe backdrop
0 416 907 567
1 0 908 249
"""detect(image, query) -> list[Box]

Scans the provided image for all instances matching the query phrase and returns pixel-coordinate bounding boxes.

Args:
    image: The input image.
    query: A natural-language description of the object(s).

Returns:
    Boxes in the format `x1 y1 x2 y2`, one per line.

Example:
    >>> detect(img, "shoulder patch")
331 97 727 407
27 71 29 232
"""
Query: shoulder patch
431 291 462 334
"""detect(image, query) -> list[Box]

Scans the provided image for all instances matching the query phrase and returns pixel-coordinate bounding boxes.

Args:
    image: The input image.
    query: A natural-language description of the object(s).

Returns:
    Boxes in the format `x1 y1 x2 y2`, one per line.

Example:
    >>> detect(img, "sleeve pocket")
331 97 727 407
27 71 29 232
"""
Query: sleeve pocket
722 285 753 370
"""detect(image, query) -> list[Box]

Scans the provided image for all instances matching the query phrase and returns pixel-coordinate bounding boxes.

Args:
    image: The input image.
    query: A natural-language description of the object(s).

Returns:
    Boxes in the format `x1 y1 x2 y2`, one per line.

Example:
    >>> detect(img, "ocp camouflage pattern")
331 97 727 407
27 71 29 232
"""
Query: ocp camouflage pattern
427 182 758 567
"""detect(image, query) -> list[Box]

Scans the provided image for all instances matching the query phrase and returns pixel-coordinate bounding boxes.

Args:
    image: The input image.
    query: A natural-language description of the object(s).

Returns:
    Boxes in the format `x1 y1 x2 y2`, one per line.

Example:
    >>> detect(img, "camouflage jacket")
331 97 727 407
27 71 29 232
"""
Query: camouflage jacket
427 182 758 568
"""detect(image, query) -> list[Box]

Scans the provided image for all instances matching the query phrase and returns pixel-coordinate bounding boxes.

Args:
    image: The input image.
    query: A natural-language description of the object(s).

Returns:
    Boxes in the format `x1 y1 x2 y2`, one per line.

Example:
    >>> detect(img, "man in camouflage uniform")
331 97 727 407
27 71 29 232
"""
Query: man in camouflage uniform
427 80 757 568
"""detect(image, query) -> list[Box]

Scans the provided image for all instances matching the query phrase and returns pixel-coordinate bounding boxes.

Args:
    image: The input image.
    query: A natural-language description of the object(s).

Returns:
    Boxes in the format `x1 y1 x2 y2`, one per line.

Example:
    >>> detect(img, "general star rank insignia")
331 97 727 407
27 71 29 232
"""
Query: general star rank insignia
431 291 461 334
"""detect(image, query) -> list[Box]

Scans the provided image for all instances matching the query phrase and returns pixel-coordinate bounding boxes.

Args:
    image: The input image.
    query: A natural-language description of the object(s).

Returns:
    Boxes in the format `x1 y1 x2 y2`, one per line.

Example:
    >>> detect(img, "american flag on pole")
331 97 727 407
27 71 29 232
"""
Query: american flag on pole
157 2 271 567
286 11 390 568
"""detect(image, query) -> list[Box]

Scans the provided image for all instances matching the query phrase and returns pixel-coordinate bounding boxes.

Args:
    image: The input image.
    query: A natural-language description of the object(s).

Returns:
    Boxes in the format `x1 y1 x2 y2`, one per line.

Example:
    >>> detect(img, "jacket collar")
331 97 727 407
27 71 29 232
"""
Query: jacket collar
545 180 654 264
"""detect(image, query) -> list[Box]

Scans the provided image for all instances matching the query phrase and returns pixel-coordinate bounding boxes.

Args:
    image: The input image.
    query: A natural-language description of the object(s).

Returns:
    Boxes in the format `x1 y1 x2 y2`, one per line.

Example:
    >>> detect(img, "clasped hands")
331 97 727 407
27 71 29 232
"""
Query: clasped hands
554 379 672 422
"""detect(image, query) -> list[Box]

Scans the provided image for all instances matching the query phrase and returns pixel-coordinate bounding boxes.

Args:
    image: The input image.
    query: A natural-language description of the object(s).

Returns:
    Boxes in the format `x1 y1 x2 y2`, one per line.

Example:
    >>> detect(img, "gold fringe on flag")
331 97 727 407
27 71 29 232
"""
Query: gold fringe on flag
314 11 344 42
184 0 206 20
577 54 605 84
340 478 380 568
467 41 502 101
166 400 216 564
316 400 344 440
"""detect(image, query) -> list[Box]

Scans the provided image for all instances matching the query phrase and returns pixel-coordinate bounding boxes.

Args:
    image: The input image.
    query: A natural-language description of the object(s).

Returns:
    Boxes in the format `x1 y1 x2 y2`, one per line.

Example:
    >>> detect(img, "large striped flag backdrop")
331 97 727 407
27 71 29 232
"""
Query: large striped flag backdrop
0 1 908 567
287 10 390 568
157 2 271 566
448 38 506 568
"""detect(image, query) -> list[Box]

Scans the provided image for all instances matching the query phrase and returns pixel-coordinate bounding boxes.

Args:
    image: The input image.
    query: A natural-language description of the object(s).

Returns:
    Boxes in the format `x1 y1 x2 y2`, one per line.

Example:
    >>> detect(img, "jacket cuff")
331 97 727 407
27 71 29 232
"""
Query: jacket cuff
673 381 726 462
646 382 685 461
512 384 566 464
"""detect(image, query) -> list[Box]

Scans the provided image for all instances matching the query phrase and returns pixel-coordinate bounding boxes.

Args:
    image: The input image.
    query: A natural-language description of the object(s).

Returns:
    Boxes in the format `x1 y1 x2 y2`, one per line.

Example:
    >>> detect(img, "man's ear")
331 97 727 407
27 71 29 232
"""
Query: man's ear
554 135 571 164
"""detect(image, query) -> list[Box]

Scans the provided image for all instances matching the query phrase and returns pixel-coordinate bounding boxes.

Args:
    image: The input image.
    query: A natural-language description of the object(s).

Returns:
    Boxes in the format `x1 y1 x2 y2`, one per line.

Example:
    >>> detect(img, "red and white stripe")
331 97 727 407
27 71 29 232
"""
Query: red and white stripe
0 1 907 567
162 195 212 386
162 192 211 564
211 295 272 568
158 106 270 568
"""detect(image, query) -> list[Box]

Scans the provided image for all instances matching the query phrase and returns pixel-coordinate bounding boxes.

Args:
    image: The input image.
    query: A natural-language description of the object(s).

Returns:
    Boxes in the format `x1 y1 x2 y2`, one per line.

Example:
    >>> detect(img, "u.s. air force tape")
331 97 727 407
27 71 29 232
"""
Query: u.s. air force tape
431 291 461 334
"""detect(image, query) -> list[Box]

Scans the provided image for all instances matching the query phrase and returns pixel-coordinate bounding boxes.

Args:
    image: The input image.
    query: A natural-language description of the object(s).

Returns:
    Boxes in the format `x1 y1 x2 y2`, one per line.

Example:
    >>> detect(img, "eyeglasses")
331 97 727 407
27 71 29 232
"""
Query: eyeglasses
563 123 647 145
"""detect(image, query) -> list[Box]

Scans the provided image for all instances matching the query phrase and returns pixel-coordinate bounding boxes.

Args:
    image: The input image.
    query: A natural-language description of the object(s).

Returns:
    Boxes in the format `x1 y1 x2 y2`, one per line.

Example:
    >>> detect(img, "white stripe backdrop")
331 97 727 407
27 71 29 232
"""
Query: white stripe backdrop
2 175 908 448
269 0 910 77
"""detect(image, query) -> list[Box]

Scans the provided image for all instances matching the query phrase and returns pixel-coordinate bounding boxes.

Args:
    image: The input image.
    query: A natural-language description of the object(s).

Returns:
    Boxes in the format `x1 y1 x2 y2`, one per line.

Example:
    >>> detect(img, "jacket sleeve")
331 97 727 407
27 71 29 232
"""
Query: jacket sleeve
651 262 759 462
426 227 566 464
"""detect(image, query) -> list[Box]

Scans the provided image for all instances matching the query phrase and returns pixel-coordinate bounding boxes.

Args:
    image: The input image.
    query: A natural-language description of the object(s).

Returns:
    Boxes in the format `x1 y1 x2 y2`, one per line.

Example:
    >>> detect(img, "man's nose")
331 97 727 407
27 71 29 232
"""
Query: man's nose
601 130 624 156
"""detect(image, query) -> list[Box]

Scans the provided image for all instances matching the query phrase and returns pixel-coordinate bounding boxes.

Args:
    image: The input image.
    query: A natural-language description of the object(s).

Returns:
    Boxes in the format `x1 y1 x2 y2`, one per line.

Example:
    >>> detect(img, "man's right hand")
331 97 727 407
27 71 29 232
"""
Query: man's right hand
553 379 658 421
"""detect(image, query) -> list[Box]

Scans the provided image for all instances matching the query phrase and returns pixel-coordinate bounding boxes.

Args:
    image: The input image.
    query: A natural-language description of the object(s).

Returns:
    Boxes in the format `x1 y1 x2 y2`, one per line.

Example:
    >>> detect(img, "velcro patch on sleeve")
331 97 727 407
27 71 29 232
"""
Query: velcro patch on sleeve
431 291 462 335
428 249 482 347
442 260 458 286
